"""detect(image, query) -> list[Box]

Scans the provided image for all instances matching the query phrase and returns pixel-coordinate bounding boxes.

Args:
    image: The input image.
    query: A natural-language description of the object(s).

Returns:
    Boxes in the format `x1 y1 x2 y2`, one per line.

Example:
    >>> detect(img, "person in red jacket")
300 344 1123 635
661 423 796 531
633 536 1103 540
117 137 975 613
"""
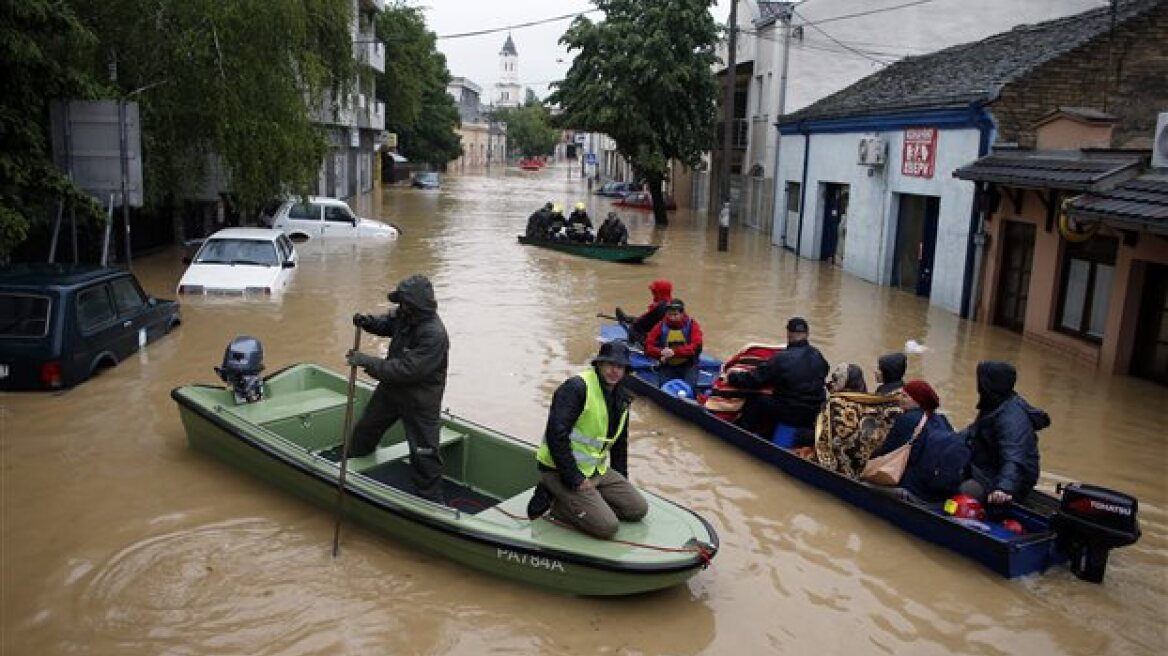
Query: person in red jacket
615 279 673 346
644 299 703 390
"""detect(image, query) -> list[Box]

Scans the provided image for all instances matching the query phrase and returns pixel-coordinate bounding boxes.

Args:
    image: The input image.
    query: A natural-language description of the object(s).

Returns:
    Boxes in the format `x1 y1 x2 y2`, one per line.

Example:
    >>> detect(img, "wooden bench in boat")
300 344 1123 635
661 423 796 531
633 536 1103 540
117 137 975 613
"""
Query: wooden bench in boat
342 426 467 473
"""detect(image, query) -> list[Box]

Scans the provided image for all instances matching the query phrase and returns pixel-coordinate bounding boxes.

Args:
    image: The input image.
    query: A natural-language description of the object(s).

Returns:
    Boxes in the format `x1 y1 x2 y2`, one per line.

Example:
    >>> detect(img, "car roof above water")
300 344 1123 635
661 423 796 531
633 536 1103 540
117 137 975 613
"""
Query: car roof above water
0 264 130 291
205 227 286 241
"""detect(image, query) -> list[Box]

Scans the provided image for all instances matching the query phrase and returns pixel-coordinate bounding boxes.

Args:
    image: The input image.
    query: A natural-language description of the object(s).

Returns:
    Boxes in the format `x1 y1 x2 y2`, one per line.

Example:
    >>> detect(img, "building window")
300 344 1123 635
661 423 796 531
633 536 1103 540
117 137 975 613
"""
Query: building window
785 182 801 212
1056 235 1118 341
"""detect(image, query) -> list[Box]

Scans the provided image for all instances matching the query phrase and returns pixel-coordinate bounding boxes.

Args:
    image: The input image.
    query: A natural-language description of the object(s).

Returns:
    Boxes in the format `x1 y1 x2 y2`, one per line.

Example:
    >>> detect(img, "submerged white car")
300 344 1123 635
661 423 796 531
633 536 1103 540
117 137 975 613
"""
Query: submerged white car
177 228 297 295
262 196 400 242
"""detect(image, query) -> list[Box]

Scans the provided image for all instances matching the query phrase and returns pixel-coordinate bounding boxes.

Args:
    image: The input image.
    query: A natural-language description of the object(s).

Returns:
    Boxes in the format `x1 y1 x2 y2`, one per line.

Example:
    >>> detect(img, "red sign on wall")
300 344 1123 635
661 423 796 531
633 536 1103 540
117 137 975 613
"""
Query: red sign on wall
902 127 938 178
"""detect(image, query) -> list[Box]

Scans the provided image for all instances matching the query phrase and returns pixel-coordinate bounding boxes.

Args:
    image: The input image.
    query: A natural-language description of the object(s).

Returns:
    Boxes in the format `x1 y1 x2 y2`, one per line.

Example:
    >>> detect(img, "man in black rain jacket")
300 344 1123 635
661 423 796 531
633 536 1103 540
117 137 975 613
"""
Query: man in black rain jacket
728 316 830 440
958 360 1048 506
347 274 450 502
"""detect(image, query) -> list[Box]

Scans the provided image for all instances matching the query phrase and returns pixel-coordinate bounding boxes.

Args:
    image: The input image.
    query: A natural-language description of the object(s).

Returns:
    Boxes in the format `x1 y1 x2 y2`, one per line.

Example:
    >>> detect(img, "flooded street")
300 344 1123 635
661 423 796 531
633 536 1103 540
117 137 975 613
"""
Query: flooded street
3 164 1166 655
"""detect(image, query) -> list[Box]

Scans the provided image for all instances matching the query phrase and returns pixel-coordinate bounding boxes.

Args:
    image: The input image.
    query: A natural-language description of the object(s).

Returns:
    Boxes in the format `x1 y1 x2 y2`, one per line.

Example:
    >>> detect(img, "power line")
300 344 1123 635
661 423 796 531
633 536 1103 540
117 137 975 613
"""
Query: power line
436 9 601 40
801 0 937 27
793 8 890 65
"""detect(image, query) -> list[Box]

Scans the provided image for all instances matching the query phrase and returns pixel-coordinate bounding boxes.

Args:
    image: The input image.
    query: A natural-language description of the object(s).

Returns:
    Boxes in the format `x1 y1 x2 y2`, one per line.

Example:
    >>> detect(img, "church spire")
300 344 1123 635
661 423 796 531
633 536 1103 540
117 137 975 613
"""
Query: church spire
501 32 518 56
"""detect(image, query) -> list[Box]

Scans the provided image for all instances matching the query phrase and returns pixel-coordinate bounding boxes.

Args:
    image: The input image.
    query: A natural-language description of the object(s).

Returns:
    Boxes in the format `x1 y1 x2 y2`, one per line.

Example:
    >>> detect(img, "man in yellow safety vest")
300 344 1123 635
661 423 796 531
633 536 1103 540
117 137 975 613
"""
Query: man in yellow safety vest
528 341 648 538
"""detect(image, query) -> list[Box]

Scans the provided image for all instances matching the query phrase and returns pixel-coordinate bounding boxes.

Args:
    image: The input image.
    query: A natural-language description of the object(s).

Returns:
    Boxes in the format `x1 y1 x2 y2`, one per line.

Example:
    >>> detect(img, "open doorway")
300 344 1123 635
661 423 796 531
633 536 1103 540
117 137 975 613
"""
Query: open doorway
892 194 940 297
820 183 849 263
1132 262 1168 384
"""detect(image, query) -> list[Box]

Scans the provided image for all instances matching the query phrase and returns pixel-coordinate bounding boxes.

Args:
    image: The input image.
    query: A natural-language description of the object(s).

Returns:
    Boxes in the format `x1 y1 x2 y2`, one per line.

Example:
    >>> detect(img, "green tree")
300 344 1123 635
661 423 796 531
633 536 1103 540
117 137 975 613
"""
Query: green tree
69 0 355 211
376 2 461 168
550 0 720 226
495 102 560 158
0 0 104 261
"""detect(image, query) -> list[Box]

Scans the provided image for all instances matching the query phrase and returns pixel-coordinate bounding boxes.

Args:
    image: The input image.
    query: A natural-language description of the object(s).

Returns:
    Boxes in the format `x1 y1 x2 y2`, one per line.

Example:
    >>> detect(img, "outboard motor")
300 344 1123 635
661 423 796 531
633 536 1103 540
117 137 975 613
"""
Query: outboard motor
1051 482 1140 583
215 336 265 404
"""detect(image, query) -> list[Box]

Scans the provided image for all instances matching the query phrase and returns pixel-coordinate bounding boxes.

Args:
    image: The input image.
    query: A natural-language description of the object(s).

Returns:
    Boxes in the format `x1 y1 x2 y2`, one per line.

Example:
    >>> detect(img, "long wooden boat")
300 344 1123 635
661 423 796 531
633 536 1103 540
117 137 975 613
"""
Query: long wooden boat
599 323 1138 581
172 362 717 596
517 235 660 264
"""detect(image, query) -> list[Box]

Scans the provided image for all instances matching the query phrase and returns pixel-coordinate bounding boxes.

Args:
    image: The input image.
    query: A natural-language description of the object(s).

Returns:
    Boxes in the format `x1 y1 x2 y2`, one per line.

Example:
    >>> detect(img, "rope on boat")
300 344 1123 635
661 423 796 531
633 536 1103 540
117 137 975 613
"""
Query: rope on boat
489 506 714 567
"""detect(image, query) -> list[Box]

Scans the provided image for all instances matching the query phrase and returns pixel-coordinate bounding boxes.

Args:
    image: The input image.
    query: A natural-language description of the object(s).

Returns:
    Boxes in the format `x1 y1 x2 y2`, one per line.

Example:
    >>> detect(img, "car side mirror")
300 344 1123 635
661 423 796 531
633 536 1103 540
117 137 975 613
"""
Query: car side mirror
282 260 296 269
182 256 192 264
351 217 360 227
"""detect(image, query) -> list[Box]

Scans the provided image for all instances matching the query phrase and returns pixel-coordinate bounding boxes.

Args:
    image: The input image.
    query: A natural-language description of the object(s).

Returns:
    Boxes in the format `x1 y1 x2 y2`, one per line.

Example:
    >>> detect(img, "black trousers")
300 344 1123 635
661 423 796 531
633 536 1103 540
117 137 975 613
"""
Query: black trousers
351 385 444 501
737 395 817 445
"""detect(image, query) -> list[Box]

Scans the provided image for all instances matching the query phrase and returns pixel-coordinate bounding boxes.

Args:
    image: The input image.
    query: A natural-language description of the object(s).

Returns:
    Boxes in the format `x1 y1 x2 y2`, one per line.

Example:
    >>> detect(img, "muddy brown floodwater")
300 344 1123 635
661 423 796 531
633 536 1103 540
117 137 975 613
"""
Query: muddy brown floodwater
2 164 1166 655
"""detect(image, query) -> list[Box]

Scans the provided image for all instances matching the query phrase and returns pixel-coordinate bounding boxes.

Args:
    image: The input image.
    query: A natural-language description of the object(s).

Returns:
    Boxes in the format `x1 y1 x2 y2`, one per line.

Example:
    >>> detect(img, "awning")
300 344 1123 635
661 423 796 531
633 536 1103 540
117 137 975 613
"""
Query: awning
1067 174 1168 235
952 150 1143 192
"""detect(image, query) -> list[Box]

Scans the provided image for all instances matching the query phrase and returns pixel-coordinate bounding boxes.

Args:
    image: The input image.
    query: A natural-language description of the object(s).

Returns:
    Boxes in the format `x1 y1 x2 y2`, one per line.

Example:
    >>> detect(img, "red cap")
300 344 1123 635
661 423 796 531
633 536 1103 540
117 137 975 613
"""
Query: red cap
903 379 940 412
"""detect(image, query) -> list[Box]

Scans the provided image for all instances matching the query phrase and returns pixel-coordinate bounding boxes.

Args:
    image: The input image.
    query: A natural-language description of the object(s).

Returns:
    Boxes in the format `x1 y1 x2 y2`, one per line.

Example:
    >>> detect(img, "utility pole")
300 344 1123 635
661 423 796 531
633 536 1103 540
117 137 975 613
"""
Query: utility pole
717 0 739 252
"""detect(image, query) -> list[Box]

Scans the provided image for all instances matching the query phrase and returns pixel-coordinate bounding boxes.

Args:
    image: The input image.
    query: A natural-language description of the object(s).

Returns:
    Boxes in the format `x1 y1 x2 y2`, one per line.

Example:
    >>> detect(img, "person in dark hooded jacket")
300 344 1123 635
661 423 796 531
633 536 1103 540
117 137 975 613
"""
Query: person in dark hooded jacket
346 274 450 502
615 279 673 346
957 361 1048 506
874 352 907 396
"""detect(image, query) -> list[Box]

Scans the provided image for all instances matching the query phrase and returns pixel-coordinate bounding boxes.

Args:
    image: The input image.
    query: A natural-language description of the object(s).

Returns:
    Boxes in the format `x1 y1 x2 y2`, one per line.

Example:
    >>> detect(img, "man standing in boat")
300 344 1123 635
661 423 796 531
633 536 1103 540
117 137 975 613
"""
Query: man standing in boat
528 341 648 539
345 274 450 503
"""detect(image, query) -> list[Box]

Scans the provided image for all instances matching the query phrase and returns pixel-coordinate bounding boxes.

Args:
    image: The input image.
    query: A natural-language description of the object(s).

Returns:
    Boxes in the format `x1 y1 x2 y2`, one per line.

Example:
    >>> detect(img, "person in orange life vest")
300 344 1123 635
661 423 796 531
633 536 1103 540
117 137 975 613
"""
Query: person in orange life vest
615 279 673 346
644 299 703 390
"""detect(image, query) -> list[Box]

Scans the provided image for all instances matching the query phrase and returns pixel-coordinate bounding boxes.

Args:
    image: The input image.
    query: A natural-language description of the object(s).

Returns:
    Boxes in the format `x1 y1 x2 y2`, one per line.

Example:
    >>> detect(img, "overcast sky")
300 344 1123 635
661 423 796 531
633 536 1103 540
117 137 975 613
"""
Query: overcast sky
419 0 1105 104
421 0 598 101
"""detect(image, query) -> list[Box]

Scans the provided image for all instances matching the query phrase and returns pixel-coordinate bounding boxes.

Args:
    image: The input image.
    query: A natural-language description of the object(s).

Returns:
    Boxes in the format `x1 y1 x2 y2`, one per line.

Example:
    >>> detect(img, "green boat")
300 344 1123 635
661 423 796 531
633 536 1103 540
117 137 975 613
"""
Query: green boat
517 235 660 263
171 362 717 596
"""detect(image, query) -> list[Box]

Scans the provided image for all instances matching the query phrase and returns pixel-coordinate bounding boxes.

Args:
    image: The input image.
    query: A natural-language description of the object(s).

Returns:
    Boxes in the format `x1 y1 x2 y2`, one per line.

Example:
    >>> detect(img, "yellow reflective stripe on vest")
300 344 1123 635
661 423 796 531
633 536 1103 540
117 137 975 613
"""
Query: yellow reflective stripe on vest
535 369 629 477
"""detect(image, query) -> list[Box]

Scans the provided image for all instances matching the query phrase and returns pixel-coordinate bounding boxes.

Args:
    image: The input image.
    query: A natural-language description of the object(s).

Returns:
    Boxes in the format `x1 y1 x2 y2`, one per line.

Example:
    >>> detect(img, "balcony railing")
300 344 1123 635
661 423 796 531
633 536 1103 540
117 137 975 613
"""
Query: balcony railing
354 38 385 73
370 101 385 131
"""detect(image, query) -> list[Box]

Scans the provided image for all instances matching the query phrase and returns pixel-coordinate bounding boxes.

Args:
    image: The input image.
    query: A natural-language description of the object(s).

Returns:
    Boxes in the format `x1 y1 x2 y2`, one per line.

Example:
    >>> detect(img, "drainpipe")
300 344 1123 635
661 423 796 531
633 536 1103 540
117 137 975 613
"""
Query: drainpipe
960 104 997 319
794 126 811 258
769 4 794 244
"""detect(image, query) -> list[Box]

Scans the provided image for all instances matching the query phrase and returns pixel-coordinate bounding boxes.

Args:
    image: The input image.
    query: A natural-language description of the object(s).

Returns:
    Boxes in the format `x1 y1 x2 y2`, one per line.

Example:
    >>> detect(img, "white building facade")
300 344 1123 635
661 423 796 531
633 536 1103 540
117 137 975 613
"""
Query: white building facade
313 0 387 199
776 115 987 314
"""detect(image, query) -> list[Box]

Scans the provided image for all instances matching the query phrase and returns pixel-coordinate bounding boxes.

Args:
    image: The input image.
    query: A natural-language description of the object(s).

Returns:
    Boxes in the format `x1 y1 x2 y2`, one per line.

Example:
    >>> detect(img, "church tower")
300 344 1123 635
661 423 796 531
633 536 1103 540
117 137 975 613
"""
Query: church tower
493 33 523 108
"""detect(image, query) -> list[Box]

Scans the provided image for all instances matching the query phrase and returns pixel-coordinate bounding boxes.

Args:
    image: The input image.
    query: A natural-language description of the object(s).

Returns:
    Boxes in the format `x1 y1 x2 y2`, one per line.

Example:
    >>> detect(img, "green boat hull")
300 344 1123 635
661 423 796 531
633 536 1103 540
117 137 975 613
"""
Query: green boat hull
517 235 660 263
172 363 716 596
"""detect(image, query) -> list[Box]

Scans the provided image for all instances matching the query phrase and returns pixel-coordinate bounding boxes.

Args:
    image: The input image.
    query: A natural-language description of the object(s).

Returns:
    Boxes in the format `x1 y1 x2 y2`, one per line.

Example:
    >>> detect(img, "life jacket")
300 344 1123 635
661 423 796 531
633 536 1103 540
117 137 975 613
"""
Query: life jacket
657 318 694 366
536 369 629 477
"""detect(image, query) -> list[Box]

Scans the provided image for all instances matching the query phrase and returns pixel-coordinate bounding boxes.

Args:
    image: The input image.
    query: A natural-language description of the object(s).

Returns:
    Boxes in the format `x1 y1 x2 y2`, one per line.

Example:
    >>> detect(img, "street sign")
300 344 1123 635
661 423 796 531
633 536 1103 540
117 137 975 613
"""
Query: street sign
573 134 586 144
585 153 597 165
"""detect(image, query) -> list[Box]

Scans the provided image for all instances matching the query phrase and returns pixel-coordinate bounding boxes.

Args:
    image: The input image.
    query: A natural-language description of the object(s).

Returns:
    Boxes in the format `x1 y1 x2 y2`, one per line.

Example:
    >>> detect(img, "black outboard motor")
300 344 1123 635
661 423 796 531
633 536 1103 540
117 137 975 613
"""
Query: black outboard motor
1051 482 1140 583
215 336 265 404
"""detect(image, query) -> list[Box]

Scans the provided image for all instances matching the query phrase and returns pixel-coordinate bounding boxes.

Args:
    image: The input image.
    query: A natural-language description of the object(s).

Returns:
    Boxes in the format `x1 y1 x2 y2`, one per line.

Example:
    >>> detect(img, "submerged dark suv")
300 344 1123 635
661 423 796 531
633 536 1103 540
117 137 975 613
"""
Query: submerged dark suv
0 264 181 390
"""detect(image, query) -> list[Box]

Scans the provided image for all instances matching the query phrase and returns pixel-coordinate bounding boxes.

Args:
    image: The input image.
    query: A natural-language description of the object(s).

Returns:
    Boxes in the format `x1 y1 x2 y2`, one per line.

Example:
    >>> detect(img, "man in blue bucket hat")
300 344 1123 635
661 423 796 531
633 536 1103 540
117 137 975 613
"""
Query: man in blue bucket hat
527 341 648 537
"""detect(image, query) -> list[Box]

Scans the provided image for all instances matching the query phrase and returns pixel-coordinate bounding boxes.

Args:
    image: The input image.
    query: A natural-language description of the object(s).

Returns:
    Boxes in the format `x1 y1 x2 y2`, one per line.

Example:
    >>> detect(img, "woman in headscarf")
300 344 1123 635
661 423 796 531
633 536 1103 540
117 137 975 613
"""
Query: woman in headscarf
875 379 965 504
827 362 868 393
